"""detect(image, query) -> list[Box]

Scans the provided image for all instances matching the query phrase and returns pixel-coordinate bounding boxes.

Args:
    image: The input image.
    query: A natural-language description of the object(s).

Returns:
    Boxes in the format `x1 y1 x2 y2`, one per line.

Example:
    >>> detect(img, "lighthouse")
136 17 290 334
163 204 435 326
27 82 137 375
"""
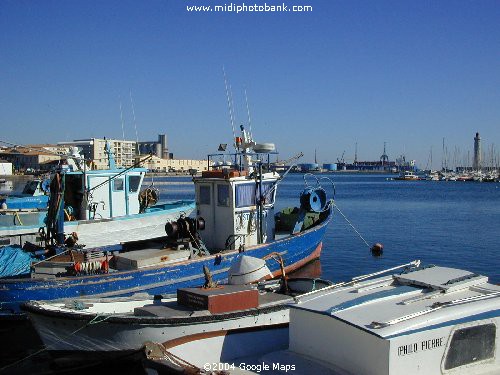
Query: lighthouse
473 132 481 170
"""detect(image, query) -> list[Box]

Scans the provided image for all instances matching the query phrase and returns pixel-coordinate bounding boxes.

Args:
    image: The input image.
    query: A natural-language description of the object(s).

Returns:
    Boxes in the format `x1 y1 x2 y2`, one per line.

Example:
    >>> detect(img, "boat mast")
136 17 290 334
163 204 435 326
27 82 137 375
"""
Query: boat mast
258 162 264 244
222 66 237 151
119 98 125 142
244 87 253 139
129 90 139 149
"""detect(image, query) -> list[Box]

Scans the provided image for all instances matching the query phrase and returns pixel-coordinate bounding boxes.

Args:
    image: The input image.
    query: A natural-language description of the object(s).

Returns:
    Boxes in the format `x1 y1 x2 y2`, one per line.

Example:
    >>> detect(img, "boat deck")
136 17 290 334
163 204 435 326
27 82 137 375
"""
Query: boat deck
295 266 500 338
134 291 293 318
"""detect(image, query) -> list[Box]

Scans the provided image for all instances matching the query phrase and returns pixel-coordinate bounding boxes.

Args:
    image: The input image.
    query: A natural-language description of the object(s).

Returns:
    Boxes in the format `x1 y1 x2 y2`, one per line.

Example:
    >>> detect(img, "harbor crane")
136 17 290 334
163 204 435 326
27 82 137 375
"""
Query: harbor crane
337 151 345 164
279 152 304 166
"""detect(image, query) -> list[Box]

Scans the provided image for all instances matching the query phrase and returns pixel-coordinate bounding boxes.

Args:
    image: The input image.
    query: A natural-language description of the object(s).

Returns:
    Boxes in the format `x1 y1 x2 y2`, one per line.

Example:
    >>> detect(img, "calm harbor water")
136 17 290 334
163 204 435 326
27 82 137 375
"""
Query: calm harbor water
0 173 498 373
145 172 500 284
2 173 498 283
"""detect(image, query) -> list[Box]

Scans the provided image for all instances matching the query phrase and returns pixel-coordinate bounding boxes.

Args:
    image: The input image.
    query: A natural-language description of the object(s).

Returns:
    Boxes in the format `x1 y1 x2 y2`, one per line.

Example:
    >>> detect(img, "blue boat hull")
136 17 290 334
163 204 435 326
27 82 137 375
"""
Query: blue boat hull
0 208 332 314
0 195 48 210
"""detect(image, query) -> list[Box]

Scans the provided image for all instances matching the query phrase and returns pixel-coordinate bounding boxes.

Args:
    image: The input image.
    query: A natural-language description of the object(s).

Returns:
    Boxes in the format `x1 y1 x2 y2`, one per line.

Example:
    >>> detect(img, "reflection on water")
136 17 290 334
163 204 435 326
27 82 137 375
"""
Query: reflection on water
3 173 498 285
0 172 498 373
288 259 322 279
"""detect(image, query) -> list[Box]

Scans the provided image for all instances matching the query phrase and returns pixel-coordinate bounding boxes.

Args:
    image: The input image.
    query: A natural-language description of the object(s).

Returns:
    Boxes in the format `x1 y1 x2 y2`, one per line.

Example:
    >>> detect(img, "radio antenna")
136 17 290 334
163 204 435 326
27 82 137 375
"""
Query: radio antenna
129 90 139 146
244 86 252 138
119 97 125 141
222 66 236 150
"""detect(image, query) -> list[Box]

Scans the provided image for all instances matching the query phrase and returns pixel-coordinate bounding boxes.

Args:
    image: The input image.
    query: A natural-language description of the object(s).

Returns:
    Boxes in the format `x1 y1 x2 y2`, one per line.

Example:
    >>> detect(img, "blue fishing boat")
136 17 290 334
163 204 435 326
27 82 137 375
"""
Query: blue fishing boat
0 144 195 248
0 126 334 316
0 178 50 211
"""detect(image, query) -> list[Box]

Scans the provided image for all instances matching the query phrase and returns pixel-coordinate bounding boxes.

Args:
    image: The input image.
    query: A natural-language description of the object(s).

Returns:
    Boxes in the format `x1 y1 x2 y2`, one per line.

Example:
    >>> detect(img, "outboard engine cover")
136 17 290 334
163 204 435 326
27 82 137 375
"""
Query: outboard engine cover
228 256 272 285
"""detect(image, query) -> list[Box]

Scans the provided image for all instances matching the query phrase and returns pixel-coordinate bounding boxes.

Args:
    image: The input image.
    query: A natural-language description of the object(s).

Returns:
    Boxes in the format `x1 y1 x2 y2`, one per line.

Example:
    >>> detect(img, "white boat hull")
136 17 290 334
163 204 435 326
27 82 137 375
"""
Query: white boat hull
28 302 289 353
64 203 194 248
0 201 195 247
141 264 500 375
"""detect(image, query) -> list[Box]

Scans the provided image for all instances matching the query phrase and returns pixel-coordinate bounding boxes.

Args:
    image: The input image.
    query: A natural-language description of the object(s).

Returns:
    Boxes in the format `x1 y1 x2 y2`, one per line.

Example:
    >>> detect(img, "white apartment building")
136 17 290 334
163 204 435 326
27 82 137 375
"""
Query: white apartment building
139 155 210 173
59 138 137 169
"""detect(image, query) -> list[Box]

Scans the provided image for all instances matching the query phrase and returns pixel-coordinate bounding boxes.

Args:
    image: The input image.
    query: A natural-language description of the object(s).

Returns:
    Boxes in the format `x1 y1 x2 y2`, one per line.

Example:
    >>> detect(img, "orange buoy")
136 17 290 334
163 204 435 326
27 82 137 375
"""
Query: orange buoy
371 243 384 256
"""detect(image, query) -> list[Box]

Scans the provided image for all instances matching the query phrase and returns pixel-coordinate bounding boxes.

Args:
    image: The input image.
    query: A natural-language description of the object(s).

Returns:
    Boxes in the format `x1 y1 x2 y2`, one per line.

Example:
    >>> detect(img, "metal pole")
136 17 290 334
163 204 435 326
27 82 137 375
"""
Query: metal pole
258 163 264 244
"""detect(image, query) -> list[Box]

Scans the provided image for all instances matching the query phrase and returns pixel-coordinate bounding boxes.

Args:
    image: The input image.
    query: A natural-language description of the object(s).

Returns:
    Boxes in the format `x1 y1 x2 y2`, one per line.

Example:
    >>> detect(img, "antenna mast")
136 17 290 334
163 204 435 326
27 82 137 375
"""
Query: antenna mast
244 87 252 138
222 66 236 149
442 137 445 171
129 90 139 147
119 97 125 141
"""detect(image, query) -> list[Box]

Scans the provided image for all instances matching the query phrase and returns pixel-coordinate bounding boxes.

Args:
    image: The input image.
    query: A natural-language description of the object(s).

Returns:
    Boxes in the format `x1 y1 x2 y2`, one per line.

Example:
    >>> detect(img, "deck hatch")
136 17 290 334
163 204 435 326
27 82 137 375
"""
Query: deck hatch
394 266 488 292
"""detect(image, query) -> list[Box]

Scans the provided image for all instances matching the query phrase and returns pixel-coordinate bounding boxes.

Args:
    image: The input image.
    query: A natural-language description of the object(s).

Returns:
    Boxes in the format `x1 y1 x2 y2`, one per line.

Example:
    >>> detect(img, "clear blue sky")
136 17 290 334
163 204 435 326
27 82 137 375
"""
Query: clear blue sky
1 0 499 168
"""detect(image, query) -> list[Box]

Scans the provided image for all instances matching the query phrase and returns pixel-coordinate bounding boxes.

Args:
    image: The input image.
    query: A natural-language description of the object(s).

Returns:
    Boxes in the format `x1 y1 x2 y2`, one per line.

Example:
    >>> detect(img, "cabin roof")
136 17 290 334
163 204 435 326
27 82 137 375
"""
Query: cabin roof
193 171 278 182
294 266 500 339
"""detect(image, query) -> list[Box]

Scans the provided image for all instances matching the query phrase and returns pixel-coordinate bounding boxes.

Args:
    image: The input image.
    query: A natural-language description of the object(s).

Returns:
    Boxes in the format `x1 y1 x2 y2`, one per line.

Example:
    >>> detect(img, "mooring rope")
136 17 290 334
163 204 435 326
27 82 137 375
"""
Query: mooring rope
0 312 112 372
163 349 200 371
333 203 371 248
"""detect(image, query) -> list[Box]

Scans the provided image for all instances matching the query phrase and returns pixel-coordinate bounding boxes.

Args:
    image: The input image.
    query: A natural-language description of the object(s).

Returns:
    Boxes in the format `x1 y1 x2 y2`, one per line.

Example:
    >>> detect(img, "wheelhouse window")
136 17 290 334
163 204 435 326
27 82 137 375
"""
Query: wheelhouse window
199 185 211 205
260 181 275 205
217 184 230 206
113 178 124 191
128 175 141 193
235 181 275 208
444 323 496 370
22 180 39 195
236 183 256 208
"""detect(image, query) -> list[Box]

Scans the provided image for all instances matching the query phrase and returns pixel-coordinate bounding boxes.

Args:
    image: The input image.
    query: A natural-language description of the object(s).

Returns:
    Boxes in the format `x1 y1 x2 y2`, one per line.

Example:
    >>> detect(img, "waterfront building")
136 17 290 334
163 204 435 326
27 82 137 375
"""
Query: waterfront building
138 154 210 173
322 163 337 171
138 134 173 160
336 160 397 172
0 144 71 173
0 146 62 173
59 138 137 169
299 163 320 172
0 160 13 175
28 144 70 156
332 142 404 172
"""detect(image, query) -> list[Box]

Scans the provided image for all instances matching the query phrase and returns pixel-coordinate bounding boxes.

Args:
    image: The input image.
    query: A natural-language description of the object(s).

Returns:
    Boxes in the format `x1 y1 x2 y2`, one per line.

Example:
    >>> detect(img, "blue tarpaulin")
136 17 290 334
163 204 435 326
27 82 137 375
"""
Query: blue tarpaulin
0 245 34 278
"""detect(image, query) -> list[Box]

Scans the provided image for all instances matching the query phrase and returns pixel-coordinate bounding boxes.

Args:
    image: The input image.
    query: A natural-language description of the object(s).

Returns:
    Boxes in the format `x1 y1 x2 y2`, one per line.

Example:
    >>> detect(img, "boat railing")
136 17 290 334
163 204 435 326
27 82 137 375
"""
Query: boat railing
206 151 278 172
370 291 500 329
0 208 44 213
294 260 422 303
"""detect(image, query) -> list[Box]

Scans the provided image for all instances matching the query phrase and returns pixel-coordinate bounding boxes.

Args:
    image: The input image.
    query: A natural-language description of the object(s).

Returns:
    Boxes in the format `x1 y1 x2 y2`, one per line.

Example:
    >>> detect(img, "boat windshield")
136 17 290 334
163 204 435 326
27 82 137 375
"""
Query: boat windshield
235 182 275 208
22 181 39 195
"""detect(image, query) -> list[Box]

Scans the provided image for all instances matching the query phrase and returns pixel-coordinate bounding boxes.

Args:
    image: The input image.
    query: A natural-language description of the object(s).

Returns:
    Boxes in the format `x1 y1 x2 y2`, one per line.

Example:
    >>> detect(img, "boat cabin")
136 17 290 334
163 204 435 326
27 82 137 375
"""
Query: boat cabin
52 143 147 221
194 169 278 251
63 168 145 221
192 126 280 251
289 265 500 374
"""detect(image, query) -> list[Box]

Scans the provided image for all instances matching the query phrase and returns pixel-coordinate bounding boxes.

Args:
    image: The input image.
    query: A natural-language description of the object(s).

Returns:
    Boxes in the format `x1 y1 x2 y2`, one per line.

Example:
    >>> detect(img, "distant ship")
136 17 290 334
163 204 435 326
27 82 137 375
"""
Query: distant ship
336 160 397 172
